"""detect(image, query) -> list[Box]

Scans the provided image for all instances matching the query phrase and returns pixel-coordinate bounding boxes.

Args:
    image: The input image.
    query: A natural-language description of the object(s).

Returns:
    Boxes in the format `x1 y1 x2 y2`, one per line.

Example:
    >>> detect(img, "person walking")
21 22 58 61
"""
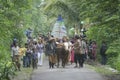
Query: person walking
31 48 38 69
73 35 81 68
37 39 44 66
80 38 87 67
46 37 56 68
11 43 21 71
62 36 70 66
92 41 97 61
25 48 32 67
100 41 107 65
69 45 74 64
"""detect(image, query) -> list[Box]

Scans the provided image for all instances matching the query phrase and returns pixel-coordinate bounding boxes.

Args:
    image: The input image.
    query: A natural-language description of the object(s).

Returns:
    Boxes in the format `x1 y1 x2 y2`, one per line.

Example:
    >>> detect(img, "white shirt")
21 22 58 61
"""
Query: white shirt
11 46 19 56
64 42 69 50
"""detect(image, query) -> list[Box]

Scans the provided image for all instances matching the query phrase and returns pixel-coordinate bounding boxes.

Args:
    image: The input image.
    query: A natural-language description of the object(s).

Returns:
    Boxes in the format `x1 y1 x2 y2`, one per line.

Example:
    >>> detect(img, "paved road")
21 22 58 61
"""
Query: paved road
31 58 105 80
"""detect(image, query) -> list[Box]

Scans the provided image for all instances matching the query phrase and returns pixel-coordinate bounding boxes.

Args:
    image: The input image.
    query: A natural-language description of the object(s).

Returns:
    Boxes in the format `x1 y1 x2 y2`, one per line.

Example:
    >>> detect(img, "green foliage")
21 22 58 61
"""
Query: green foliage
68 28 75 37
0 0 50 79
0 61 15 80
43 0 120 71
114 58 120 71
0 0 33 79
106 39 120 71
0 0 120 79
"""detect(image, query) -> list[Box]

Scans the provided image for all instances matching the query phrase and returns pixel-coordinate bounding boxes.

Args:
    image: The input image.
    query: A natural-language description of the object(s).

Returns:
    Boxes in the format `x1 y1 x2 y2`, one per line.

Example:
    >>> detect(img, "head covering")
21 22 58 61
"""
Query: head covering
33 38 37 42
74 35 79 39
49 37 55 41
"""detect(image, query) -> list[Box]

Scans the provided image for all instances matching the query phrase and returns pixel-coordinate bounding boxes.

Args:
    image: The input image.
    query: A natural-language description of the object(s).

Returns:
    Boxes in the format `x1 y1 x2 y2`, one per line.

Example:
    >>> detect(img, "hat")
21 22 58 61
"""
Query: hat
38 37 42 40
49 37 55 41
74 35 79 39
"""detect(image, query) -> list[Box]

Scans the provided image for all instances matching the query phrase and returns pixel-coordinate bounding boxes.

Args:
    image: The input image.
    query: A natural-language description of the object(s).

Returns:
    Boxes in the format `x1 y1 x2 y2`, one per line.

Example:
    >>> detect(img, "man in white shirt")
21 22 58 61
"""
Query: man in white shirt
11 43 21 71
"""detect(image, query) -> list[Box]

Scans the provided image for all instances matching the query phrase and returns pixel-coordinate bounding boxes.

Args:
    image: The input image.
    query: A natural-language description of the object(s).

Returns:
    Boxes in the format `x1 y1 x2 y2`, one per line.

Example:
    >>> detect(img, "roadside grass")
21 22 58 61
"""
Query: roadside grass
86 60 120 80
12 67 33 80
88 64 117 75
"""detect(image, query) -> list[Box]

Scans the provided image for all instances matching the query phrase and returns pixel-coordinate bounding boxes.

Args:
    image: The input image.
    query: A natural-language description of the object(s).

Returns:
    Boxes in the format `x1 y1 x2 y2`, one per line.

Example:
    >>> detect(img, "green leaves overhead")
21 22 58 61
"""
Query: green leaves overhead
44 0 80 24
43 0 120 26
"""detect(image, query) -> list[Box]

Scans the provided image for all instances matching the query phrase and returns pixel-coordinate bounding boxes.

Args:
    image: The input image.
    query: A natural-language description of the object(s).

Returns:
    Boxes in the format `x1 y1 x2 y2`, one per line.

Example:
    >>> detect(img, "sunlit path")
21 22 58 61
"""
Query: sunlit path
31 58 105 80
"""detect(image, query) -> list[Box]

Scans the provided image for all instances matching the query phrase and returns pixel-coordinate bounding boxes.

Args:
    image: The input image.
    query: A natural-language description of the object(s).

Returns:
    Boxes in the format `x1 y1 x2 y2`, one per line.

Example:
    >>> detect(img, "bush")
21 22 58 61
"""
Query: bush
0 28 25 80
106 39 120 71
0 60 15 80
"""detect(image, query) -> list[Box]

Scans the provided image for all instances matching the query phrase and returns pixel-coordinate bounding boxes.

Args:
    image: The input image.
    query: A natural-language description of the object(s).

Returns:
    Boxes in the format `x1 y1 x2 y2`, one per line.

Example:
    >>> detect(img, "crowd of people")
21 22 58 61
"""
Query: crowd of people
10 32 107 71
10 34 46 70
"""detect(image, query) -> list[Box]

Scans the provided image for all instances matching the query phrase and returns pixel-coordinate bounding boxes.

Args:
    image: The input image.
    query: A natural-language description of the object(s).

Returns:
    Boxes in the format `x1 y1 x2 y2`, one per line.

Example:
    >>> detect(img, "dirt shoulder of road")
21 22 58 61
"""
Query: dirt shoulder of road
12 67 33 80
86 61 120 80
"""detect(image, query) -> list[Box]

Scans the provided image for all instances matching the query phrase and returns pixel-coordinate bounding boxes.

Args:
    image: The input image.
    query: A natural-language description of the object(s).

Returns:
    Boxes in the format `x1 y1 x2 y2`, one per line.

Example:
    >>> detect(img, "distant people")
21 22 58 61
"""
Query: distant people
37 39 44 66
84 39 88 60
73 35 81 68
25 48 32 67
25 28 33 39
19 43 27 67
92 41 97 61
33 41 38 52
63 36 70 66
88 40 93 60
10 38 17 48
46 38 56 68
69 44 74 64
55 38 63 68
80 38 87 67
31 48 38 69
100 41 107 65
11 43 21 71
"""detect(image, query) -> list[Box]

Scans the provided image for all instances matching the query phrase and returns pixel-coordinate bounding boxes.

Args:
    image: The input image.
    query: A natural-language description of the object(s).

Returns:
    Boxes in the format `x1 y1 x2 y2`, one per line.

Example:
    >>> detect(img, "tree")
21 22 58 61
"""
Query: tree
43 0 120 70
0 0 33 79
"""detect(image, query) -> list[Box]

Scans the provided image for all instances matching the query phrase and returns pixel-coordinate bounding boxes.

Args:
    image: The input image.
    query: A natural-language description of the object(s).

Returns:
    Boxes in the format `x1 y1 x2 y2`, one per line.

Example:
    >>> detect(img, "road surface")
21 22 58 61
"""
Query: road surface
31 58 105 80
